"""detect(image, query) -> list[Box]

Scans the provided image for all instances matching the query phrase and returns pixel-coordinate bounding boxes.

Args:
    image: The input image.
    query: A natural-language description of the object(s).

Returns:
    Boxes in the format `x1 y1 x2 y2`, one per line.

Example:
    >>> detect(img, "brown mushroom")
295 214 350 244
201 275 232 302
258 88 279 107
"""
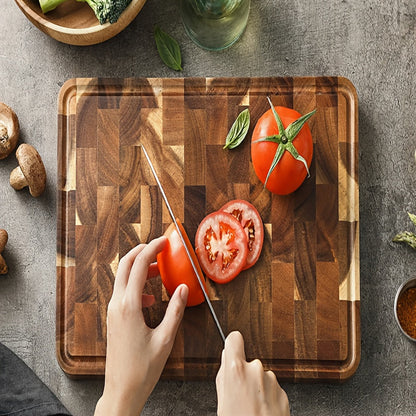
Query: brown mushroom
0 103 19 160
10 144 46 197
0 229 8 274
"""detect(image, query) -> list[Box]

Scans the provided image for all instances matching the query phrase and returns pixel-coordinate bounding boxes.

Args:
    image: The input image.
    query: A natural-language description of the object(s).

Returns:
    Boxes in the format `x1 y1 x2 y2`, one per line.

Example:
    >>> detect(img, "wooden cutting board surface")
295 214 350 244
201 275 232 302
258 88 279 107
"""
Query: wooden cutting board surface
56 77 360 381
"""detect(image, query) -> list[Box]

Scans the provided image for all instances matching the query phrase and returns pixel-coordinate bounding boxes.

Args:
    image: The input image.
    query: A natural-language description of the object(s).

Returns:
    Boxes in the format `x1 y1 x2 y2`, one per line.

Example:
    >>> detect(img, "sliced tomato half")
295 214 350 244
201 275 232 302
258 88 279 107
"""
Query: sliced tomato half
220 199 264 270
157 220 207 307
195 211 248 284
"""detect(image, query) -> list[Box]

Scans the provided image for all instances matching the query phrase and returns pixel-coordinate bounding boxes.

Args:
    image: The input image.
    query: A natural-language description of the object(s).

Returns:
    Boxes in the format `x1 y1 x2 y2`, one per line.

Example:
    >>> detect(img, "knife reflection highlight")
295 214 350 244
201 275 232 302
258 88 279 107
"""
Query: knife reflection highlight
141 145 226 344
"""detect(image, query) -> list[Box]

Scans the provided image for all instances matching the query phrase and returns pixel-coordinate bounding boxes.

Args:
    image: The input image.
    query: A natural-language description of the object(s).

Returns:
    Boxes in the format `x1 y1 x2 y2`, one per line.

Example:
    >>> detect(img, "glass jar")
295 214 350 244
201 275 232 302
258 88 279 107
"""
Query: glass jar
180 0 250 51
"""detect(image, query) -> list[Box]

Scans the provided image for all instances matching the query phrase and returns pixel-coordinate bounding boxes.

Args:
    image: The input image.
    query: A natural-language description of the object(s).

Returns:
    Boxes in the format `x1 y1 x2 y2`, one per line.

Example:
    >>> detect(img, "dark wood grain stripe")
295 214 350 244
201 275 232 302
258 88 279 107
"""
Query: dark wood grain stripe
316 184 338 262
294 221 316 300
76 94 97 148
119 145 141 224
75 225 97 303
139 185 163 242
294 300 317 360
119 95 141 146
183 305 207 376
163 78 184 145
204 300 224 361
206 94 228 146
56 265 75 356
226 274 251 342
271 195 294 262
272 262 295 359
294 160 316 221
72 303 103 356
98 78 122 109
57 190 75 259
205 145 228 212
119 223 140 258
228 139 250 185
184 185 206 246
184 78 207 109
184 109 206 186
97 186 119 263
316 261 340 360
76 148 97 225
250 302 273 359
315 106 338 184
338 221 358 288
96 263 114 349
98 109 119 186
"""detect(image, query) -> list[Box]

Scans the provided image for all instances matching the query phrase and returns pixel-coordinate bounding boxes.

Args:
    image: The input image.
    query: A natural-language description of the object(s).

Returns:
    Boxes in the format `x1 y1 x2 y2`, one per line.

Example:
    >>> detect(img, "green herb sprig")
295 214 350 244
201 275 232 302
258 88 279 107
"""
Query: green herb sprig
393 212 416 249
223 108 250 149
154 26 183 71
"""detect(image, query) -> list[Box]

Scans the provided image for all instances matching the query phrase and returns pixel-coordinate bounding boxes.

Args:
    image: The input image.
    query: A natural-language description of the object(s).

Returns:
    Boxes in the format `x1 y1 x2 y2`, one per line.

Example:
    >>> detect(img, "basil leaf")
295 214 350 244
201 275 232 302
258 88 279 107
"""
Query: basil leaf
154 26 183 71
223 109 250 149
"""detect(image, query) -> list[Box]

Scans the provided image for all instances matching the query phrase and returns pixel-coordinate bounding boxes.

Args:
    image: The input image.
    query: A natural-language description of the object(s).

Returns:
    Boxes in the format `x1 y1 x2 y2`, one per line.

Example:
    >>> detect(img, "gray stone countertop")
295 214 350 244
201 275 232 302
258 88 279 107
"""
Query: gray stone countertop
1 0 416 415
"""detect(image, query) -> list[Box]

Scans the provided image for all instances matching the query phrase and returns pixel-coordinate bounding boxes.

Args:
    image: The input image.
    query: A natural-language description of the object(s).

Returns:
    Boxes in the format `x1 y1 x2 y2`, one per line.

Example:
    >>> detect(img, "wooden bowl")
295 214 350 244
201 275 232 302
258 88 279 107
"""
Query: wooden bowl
15 0 147 46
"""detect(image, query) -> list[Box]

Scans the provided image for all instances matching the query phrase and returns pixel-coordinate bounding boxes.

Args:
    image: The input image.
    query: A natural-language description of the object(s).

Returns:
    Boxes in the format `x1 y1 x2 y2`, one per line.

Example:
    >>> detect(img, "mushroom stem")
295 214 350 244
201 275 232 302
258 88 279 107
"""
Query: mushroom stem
10 166 28 190
0 255 7 274
0 229 8 275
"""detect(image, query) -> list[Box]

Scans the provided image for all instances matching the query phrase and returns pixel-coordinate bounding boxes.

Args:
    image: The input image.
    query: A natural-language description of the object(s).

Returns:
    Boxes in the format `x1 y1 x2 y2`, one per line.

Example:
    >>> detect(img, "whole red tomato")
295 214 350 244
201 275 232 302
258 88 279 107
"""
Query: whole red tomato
251 101 315 195
157 220 207 307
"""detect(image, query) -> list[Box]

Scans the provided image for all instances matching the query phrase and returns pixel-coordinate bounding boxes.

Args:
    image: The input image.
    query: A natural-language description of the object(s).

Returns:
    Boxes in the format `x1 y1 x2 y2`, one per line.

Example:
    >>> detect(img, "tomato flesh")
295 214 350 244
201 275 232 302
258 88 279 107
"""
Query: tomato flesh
157 220 207 307
195 211 248 284
251 106 313 195
220 199 264 269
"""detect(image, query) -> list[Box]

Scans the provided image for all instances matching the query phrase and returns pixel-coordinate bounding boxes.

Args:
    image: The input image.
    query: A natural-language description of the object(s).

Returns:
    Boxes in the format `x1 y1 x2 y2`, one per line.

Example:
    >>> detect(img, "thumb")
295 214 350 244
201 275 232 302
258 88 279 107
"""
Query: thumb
224 331 246 361
156 284 188 347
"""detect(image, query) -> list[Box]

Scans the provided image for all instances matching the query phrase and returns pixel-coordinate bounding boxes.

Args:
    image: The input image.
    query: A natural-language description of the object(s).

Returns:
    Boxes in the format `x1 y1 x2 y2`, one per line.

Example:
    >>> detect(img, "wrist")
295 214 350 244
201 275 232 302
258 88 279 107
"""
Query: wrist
94 392 145 416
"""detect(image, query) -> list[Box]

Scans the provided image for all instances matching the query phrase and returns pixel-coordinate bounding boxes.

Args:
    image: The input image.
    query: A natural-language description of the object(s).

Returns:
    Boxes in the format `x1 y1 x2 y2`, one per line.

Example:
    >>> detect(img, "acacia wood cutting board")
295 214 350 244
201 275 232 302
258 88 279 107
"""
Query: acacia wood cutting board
56 77 360 381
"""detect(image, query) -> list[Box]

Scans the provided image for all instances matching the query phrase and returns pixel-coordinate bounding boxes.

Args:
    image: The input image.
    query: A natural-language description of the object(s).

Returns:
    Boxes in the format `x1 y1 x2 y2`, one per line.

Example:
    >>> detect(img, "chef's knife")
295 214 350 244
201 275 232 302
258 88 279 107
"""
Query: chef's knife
141 145 226 344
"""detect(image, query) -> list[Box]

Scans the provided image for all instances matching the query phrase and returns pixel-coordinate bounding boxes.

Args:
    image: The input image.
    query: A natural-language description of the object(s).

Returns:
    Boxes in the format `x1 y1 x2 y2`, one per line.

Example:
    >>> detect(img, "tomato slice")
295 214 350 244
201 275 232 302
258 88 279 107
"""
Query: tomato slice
220 200 264 269
157 220 207 307
195 211 248 284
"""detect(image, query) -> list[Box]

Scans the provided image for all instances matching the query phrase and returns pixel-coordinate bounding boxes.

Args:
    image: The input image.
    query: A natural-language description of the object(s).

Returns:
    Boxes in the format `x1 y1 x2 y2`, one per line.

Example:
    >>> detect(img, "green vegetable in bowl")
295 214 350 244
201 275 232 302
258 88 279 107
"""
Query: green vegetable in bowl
39 0 132 24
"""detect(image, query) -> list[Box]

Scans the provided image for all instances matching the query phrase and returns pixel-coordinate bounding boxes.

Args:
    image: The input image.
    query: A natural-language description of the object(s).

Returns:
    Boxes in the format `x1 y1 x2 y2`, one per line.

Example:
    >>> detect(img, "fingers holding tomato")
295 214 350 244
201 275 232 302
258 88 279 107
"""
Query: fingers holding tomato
157 220 207 307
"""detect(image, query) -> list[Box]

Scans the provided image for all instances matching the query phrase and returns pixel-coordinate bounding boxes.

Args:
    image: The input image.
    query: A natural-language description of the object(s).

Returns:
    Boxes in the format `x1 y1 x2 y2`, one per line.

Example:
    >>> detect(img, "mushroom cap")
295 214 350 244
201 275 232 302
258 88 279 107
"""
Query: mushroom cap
0 103 19 160
0 229 7 252
15 144 46 197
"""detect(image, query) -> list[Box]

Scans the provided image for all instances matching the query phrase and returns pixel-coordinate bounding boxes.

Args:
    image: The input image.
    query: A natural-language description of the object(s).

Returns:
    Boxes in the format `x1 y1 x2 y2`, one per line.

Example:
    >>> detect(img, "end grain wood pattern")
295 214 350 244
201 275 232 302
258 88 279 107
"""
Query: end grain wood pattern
57 77 360 381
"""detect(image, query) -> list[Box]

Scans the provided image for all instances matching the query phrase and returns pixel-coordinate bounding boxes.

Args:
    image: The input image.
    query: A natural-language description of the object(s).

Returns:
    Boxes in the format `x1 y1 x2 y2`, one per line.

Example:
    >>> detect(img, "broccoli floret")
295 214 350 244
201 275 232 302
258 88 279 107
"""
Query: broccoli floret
39 0 66 13
79 0 133 24
39 0 132 24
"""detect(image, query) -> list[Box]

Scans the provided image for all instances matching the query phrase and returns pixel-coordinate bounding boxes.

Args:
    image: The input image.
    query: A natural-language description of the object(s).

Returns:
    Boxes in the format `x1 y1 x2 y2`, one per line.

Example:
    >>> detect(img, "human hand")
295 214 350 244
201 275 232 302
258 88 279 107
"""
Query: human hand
216 331 290 416
95 236 189 416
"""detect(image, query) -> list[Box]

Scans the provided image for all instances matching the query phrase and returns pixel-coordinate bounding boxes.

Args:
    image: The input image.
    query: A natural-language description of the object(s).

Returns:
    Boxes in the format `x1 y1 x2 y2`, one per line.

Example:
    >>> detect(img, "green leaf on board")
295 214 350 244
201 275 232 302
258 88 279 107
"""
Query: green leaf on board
223 109 250 149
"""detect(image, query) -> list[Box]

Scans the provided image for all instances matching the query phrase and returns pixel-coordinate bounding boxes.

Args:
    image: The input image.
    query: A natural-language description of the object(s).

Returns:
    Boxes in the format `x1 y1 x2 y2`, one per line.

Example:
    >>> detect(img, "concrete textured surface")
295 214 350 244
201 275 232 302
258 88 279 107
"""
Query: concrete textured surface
1 0 416 415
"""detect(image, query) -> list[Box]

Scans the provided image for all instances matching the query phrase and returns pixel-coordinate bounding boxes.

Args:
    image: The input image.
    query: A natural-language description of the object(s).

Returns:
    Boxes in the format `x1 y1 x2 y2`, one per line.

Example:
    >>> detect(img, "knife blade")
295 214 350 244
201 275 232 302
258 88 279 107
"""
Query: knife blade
141 145 226 344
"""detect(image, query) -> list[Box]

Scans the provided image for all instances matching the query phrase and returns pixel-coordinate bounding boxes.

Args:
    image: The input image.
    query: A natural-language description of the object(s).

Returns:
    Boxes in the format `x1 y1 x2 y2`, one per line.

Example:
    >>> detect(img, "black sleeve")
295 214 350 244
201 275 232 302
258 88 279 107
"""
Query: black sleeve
0 343 71 416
